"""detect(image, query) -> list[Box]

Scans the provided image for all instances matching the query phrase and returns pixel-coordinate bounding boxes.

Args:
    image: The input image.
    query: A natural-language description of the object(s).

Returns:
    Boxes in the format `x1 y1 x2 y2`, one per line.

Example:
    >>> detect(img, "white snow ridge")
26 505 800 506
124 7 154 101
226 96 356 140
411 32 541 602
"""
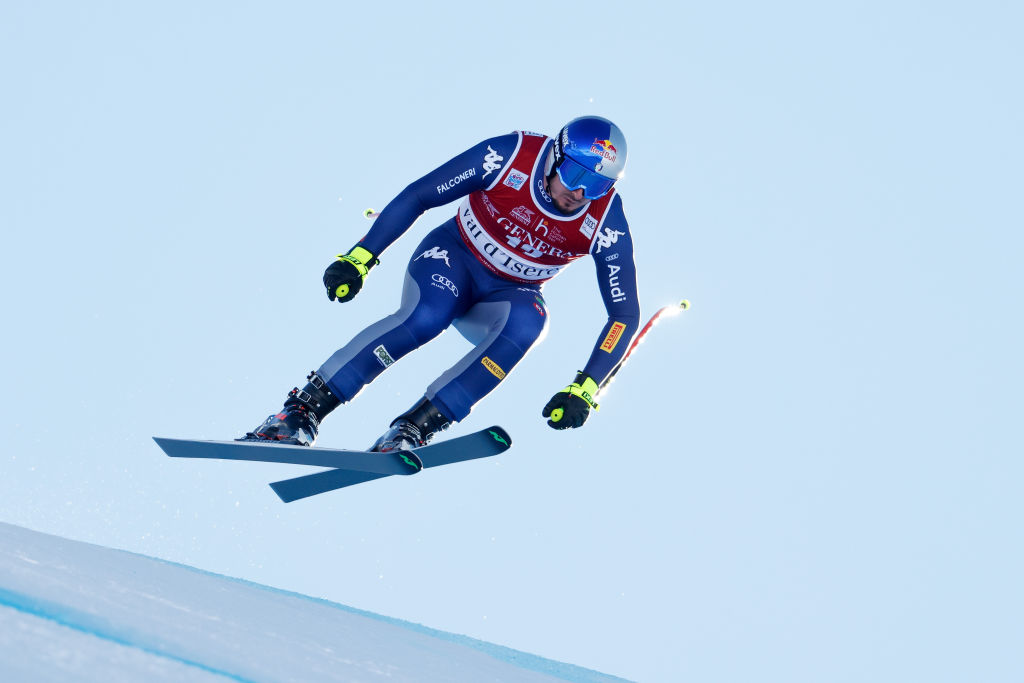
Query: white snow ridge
0 522 631 683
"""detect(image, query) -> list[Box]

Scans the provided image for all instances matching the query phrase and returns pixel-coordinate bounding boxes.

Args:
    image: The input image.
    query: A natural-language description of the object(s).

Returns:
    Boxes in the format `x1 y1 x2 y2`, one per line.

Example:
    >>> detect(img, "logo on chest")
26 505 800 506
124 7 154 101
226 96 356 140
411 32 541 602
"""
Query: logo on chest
510 205 535 226
580 214 599 239
496 215 579 260
503 169 529 190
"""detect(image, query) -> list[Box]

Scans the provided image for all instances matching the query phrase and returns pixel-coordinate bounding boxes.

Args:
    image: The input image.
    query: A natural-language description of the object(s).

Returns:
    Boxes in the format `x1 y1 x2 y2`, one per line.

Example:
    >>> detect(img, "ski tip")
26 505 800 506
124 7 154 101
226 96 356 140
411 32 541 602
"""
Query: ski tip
397 449 423 473
268 480 299 503
483 426 512 449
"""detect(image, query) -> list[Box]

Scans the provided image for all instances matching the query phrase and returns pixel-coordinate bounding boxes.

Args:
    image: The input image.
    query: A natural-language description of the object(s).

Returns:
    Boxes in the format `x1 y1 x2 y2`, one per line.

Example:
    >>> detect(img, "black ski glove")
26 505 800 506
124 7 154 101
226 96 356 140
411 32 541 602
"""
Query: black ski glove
542 372 600 430
324 246 378 303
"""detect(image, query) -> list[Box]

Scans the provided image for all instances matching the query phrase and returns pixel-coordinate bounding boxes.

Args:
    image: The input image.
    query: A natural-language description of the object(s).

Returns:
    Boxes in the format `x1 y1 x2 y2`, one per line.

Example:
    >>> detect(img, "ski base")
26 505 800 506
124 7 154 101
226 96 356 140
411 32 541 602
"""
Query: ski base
153 437 422 476
154 426 512 502
270 426 512 502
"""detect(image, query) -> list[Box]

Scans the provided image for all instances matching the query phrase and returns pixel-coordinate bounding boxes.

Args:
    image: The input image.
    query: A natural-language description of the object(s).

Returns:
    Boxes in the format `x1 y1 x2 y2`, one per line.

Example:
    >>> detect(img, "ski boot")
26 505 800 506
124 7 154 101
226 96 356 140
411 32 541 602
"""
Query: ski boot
369 397 451 453
239 371 340 446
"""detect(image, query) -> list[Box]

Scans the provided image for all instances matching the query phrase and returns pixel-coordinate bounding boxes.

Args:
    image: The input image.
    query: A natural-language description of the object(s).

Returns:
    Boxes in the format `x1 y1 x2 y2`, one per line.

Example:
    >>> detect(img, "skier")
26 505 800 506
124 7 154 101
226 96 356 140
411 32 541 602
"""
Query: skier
242 115 641 452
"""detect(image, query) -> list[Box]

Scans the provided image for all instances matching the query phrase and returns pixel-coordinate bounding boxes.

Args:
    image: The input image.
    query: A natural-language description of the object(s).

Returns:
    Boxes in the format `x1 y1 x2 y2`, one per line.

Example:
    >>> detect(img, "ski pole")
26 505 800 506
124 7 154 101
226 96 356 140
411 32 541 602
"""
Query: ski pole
597 299 690 398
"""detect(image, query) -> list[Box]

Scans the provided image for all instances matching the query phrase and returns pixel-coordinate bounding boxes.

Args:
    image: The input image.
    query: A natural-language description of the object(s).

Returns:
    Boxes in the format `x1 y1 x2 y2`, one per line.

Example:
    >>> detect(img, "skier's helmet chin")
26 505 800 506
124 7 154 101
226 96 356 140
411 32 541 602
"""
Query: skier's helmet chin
544 116 627 200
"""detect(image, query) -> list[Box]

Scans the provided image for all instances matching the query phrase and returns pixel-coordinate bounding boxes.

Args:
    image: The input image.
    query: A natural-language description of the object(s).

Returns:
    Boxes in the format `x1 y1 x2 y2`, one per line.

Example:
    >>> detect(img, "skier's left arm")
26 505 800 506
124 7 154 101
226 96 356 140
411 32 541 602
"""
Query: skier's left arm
542 195 641 429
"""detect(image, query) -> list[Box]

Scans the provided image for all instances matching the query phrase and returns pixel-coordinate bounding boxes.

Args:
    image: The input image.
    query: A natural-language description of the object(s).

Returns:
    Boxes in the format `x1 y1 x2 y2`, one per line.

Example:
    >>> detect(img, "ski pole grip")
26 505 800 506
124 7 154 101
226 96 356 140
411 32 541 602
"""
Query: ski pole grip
335 284 350 299
550 407 564 423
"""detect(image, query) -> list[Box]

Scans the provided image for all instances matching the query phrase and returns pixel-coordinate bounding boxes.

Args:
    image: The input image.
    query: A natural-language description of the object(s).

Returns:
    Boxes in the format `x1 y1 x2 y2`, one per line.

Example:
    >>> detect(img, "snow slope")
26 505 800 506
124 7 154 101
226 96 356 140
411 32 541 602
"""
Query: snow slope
0 522 630 683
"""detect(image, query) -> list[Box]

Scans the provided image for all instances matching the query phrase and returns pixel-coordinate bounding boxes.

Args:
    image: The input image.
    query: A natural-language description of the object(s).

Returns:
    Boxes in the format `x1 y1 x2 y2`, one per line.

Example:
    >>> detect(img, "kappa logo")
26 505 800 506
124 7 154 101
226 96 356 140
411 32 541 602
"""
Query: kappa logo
416 246 451 267
503 169 528 191
593 226 625 254
482 146 503 178
431 273 459 297
373 344 396 368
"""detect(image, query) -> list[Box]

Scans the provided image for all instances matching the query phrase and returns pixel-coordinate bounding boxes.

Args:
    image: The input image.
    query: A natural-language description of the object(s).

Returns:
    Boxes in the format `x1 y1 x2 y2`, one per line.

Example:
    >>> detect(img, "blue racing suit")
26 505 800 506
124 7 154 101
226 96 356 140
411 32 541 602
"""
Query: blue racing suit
318 131 641 423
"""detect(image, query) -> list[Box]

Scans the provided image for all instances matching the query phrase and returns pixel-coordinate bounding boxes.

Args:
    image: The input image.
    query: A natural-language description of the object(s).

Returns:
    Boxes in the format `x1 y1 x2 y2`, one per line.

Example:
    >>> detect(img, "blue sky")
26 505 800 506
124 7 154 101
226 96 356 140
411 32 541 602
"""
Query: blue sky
2 2 1022 681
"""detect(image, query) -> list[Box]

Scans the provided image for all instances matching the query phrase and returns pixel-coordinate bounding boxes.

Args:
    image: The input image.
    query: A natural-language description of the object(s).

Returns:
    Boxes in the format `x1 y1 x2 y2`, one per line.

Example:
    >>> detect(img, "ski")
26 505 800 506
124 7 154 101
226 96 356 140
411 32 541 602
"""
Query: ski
268 426 512 502
153 437 423 476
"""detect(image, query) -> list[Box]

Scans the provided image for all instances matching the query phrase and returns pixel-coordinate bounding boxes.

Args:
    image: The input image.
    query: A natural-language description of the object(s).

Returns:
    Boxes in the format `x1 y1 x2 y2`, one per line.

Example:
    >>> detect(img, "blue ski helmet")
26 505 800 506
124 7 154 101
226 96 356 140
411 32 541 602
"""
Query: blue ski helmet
544 115 627 199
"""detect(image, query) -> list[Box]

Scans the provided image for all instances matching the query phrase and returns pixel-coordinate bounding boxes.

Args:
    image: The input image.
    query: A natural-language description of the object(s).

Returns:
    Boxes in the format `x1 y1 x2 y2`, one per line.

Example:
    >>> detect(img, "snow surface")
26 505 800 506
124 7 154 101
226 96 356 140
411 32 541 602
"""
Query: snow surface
0 522 630 683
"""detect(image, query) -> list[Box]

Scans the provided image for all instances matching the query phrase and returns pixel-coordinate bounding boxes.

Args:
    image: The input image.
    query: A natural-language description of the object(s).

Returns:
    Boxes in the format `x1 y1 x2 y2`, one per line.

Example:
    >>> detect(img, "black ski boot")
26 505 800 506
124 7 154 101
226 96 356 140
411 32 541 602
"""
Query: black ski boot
240 371 340 446
369 397 451 453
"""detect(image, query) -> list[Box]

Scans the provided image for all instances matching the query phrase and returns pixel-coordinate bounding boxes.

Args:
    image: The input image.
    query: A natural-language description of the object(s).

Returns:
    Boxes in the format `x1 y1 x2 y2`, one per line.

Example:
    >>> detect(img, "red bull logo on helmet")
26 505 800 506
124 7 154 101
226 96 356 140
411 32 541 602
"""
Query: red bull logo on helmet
591 138 618 162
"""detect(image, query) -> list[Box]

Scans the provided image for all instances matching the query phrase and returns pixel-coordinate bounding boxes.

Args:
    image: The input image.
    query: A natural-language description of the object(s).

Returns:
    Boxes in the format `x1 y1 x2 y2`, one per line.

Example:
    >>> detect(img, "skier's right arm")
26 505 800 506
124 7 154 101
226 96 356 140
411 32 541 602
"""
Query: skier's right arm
324 133 519 303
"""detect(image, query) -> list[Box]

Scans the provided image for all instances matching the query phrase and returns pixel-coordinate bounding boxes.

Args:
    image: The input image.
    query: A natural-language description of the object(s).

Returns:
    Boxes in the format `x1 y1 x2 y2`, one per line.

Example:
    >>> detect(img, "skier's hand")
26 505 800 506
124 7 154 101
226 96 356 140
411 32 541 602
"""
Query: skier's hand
324 246 378 303
542 372 600 430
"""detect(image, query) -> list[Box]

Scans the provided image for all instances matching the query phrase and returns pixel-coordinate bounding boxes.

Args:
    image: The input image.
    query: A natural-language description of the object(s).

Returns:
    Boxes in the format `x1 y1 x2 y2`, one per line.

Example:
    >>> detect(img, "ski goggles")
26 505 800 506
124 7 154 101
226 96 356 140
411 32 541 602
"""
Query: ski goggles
555 155 616 199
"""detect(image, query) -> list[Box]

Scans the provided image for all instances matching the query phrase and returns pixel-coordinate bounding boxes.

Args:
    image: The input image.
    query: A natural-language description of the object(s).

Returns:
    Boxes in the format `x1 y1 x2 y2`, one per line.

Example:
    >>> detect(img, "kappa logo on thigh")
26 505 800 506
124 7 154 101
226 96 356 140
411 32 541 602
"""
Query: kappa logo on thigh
416 246 451 267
